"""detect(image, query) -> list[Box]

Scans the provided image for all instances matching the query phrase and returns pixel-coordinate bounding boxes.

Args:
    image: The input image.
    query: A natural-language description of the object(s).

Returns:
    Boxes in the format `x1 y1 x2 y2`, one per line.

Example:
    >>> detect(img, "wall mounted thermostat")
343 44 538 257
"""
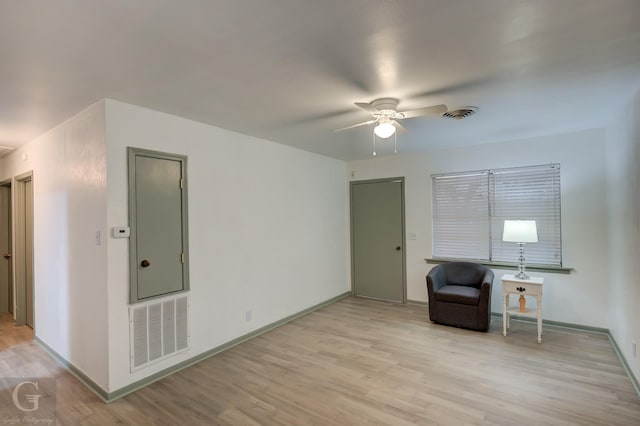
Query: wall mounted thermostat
112 226 130 238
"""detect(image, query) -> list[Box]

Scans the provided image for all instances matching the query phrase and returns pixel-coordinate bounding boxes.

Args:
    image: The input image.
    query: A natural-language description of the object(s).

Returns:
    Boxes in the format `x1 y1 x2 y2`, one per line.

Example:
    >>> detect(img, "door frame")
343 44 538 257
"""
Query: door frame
350 177 407 303
14 171 34 327
0 179 12 315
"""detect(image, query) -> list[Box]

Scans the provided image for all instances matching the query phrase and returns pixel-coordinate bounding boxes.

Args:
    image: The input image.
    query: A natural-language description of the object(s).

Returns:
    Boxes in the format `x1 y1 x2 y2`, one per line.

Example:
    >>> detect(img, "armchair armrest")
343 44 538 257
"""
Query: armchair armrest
426 265 446 322
478 269 494 306
481 269 494 292
426 266 446 295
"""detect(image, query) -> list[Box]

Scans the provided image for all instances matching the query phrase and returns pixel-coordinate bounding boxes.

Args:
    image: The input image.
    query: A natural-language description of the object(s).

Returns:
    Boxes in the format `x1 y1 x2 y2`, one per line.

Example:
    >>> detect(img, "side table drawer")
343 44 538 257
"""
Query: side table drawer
502 280 541 296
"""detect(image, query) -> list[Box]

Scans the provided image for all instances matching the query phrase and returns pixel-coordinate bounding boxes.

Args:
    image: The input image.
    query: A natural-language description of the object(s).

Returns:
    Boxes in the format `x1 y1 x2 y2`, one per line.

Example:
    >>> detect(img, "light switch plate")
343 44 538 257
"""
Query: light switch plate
112 226 130 238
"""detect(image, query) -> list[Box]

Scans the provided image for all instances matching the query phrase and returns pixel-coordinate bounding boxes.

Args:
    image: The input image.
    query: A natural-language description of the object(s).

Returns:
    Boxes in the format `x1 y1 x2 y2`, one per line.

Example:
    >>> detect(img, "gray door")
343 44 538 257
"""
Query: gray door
0 184 12 313
351 179 405 302
129 149 189 303
25 180 33 327
13 174 33 328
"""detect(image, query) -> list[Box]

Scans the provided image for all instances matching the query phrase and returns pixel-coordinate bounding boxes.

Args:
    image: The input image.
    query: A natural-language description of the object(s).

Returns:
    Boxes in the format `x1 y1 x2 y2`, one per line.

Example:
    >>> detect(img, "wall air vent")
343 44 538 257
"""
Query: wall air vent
442 106 478 120
129 294 189 371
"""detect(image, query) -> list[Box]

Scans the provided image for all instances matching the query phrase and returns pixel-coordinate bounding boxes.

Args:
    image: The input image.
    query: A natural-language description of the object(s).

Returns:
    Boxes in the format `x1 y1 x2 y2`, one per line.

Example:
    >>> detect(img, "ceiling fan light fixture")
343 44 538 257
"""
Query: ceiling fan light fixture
374 122 396 139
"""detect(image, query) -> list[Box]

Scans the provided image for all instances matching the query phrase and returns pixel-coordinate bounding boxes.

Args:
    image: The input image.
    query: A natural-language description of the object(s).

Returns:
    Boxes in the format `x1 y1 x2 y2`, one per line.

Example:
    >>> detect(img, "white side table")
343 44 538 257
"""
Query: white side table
501 274 544 343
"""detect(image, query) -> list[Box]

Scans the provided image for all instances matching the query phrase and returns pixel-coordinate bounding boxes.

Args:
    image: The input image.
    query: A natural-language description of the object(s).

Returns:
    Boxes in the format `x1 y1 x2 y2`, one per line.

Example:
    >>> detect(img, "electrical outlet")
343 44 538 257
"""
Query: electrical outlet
245 310 252 322
633 341 637 358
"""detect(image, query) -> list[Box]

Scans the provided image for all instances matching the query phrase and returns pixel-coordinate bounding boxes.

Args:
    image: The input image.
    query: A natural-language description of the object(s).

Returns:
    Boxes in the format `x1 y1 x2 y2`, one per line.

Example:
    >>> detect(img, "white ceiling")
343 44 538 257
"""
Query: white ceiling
1 0 639 160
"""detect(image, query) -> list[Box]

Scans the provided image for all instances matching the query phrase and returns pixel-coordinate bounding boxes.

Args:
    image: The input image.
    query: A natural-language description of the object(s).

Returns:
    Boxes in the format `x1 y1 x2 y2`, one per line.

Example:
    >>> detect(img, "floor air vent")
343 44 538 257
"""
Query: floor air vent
130 294 189 371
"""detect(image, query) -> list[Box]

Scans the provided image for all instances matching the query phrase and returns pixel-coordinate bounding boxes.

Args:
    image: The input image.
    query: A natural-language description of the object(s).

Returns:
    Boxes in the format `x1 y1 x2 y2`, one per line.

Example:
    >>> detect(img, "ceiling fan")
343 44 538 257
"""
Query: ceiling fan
335 98 448 138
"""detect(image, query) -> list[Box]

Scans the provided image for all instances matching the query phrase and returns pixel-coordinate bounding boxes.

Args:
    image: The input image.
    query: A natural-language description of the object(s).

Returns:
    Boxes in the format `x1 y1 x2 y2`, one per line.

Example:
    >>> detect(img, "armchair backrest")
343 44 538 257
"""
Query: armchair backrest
442 262 491 288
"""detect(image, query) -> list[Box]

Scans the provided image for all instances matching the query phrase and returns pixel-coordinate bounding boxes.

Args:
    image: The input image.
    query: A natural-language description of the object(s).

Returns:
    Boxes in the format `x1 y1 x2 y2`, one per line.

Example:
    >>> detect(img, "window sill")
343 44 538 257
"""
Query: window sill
425 258 573 275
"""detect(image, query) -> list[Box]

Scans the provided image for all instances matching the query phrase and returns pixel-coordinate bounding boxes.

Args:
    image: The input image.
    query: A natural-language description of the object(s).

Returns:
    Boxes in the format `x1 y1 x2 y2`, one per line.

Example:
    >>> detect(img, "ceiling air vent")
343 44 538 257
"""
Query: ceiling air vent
442 106 478 120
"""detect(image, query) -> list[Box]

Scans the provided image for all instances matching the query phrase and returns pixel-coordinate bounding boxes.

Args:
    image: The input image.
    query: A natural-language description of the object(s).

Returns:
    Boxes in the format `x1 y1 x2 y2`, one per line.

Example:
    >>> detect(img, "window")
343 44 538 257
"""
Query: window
432 164 561 266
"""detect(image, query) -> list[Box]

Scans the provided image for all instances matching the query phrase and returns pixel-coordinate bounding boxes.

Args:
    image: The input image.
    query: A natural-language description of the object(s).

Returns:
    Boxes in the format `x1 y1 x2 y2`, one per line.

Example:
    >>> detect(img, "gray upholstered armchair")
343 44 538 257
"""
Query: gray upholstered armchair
426 262 494 332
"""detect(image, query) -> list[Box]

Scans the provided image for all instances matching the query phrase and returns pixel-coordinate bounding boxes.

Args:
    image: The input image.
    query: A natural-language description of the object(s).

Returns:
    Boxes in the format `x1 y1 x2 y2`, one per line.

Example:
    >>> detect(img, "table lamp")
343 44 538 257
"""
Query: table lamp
502 220 538 279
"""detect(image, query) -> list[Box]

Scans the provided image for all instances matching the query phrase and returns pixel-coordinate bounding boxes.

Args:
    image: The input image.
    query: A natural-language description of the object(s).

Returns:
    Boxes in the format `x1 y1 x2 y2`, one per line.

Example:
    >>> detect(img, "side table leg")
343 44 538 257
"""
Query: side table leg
503 293 508 337
537 295 542 343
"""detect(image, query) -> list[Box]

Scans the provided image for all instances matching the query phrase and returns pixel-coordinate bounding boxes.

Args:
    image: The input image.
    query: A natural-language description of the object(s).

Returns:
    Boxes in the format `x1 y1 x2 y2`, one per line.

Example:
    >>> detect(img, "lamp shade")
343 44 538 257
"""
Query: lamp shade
502 220 538 243
374 122 396 138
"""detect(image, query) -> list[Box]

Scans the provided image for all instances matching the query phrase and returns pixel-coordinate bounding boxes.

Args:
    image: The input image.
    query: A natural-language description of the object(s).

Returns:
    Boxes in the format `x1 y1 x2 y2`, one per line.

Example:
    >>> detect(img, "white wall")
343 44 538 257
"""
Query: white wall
0 101 109 388
105 100 349 391
606 88 640 381
348 128 609 327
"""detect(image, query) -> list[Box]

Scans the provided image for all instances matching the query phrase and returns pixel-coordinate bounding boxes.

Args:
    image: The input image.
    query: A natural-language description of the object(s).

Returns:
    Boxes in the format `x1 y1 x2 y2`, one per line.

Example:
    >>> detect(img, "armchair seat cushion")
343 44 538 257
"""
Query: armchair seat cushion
434 285 481 306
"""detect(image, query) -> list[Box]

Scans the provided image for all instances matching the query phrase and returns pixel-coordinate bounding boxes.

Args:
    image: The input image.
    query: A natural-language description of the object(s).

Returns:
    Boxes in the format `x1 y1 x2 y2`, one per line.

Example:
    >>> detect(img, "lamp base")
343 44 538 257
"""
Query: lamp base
516 242 529 280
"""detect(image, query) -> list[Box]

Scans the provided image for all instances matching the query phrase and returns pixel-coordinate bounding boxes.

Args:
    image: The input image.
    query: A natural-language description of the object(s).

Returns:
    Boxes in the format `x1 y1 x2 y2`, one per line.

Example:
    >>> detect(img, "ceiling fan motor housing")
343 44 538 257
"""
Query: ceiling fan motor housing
371 98 400 114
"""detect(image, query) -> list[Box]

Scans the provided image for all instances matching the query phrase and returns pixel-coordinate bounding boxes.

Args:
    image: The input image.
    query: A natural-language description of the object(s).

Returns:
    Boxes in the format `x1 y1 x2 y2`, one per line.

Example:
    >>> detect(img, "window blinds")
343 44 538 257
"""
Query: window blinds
490 165 561 266
432 171 490 260
432 164 562 266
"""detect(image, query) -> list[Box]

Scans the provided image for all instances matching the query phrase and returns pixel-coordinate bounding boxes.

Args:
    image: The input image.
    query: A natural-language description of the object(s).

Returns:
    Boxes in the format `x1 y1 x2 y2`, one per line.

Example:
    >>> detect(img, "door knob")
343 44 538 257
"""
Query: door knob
2 253 11 259
396 246 401 251
140 259 150 268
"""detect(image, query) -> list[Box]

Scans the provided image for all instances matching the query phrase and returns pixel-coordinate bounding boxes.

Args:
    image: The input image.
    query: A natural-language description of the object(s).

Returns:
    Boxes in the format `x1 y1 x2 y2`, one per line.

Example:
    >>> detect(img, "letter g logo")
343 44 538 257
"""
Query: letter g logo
12 380 41 412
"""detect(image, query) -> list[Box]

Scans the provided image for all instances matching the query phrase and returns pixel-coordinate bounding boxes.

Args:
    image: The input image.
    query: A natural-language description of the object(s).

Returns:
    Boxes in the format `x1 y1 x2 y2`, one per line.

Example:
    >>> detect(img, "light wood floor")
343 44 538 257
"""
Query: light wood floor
1 298 639 425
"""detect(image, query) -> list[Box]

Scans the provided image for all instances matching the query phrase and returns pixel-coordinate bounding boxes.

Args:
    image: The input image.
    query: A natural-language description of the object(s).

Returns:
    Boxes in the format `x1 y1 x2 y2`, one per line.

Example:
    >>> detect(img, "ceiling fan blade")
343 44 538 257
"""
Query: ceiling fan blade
393 121 407 134
335 119 377 132
354 102 379 114
401 104 448 118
